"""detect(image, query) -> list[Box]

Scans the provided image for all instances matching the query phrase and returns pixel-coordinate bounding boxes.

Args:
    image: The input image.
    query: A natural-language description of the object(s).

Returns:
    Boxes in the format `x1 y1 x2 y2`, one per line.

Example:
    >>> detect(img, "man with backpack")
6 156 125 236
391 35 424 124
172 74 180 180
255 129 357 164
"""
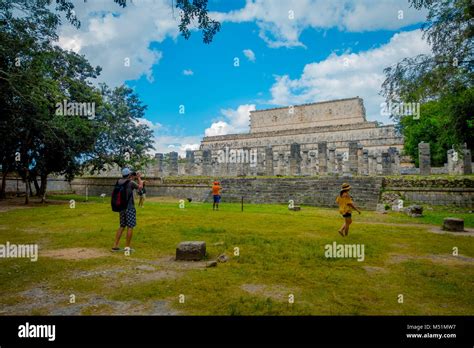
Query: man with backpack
111 168 143 253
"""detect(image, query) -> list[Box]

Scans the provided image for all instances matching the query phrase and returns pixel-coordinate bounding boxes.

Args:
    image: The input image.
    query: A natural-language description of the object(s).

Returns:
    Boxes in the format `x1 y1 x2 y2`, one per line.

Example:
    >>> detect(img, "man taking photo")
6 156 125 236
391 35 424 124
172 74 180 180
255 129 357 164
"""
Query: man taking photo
112 168 143 253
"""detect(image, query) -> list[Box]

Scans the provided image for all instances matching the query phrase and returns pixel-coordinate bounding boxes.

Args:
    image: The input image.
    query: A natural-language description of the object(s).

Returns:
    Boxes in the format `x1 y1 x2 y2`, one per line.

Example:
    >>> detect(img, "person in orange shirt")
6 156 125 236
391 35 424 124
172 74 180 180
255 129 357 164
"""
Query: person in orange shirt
335 183 361 237
212 181 222 211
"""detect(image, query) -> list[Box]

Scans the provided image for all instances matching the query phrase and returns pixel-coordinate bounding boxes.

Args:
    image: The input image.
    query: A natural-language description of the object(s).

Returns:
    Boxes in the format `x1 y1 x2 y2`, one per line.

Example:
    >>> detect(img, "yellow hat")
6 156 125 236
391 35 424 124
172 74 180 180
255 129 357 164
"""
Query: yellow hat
340 183 351 191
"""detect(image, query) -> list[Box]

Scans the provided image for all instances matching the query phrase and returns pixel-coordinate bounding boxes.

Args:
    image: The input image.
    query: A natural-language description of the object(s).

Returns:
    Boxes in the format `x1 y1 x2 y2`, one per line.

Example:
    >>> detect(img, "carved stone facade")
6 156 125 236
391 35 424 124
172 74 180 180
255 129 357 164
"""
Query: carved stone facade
193 97 404 176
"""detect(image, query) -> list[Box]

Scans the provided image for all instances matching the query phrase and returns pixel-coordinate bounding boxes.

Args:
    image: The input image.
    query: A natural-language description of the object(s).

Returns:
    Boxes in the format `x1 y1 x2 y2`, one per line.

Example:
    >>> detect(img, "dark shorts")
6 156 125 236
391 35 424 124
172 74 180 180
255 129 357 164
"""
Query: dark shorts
342 213 352 218
120 208 136 228
213 195 221 203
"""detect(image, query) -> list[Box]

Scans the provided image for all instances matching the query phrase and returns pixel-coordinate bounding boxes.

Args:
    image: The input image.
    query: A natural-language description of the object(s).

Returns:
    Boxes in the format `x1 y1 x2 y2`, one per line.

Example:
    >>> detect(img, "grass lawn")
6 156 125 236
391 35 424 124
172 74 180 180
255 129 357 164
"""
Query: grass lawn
0 195 473 315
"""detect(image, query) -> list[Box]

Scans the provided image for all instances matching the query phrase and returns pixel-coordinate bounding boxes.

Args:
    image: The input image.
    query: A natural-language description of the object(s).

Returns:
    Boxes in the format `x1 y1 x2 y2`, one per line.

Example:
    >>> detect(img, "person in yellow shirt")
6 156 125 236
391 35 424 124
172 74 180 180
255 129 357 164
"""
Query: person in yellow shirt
212 181 222 211
335 183 361 237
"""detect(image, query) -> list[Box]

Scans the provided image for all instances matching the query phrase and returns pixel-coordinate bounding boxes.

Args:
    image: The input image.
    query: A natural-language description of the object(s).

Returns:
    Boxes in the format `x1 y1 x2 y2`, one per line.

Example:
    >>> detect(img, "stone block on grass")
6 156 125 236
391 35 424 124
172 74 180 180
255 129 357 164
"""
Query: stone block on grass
176 241 206 261
442 218 464 232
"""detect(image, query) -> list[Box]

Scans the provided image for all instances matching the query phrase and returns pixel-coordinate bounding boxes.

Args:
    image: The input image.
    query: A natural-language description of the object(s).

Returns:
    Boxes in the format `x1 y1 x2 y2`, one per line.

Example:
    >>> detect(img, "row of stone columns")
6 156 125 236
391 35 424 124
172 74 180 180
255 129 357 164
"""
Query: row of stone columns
151 141 471 177
420 142 472 175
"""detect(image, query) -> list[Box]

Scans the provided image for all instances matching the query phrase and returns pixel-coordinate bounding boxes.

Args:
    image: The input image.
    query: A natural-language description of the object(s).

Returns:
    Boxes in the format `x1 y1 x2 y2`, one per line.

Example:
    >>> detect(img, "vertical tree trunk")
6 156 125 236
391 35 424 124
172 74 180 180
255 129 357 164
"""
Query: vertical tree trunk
40 174 48 203
0 167 8 199
33 177 41 196
24 169 29 205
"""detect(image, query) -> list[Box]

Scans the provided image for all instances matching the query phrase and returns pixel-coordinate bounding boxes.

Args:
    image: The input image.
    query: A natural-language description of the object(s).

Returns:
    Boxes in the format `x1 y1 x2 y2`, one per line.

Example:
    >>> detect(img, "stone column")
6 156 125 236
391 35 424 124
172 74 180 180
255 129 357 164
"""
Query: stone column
193 150 203 175
348 141 359 175
447 149 455 174
154 153 164 177
301 150 310 176
168 151 179 176
368 153 376 175
265 146 274 176
289 143 302 176
462 145 472 175
318 142 328 175
185 150 194 175
388 147 400 175
418 142 431 175
336 153 343 174
376 151 383 175
328 147 336 175
362 150 369 176
307 151 316 176
357 144 364 175
381 151 391 175
202 149 212 176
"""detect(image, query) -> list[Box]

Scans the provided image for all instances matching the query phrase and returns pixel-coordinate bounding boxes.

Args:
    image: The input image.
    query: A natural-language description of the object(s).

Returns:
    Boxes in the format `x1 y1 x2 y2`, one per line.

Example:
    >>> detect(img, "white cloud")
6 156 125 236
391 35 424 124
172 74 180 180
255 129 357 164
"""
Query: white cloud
213 0 427 48
57 0 180 86
243 49 256 62
268 30 431 123
183 69 194 76
205 121 235 137
152 135 202 157
136 118 163 130
204 104 256 136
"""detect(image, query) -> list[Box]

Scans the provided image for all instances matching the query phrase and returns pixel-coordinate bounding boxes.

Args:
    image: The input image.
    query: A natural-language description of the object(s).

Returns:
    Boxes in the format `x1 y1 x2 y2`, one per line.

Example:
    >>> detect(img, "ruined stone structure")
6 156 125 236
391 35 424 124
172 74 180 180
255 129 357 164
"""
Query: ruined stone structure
189 97 404 177
75 97 472 178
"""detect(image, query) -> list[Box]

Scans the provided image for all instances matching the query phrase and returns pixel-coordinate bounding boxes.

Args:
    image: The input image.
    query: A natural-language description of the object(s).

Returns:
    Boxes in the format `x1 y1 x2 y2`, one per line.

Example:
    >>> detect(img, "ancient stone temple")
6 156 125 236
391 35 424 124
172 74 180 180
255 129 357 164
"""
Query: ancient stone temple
188 97 404 176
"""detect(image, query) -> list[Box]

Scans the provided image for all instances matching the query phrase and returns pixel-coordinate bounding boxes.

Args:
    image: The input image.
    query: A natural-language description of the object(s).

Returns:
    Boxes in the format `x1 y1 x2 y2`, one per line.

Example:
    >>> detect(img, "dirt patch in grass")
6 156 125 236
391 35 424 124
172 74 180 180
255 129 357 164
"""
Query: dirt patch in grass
363 266 387 274
241 283 295 302
429 227 474 236
0 196 67 213
42 248 110 260
388 253 474 265
0 284 179 315
126 256 208 271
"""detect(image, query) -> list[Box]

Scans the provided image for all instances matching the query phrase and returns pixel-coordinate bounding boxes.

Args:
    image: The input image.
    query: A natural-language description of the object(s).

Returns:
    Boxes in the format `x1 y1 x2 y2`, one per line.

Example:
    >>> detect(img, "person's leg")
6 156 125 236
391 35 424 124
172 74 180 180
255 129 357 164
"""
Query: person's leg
344 217 352 236
338 222 345 236
124 208 136 249
113 227 125 249
125 227 133 248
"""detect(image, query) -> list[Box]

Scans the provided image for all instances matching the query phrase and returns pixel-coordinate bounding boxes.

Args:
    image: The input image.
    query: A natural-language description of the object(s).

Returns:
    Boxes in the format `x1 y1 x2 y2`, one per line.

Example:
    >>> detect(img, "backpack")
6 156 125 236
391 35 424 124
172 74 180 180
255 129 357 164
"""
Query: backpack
111 179 130 212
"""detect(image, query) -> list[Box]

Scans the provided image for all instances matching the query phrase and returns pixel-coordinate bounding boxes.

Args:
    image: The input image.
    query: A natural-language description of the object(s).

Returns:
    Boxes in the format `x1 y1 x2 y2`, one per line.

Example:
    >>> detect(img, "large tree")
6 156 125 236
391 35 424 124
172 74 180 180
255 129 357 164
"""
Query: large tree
85 84 155 174
381 0 473 164
0 1 155 201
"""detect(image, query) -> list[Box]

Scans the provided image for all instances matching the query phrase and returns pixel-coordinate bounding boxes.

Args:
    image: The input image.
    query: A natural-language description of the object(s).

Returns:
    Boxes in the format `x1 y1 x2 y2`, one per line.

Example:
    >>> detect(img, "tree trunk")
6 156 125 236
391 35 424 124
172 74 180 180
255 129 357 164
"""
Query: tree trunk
24 169 29 205
40 174 48 203
0 167 8 200
33 177 41 196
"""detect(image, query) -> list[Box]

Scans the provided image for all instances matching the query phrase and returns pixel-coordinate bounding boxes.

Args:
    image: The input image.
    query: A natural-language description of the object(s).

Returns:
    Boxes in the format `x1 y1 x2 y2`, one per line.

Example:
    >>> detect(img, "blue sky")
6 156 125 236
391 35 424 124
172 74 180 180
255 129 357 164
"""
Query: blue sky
58 0 431 155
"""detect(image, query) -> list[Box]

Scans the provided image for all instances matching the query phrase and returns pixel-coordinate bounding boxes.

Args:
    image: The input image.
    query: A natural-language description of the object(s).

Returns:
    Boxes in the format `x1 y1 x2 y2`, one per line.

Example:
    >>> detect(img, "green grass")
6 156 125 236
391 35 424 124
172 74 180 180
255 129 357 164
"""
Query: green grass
0 196 473 315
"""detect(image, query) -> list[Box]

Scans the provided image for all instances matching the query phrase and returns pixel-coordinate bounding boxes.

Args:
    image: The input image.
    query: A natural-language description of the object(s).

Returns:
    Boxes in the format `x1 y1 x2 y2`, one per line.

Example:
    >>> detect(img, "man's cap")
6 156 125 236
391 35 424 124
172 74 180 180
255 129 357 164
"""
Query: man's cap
213 181 219 185
340 183 351 191
122 168 131 176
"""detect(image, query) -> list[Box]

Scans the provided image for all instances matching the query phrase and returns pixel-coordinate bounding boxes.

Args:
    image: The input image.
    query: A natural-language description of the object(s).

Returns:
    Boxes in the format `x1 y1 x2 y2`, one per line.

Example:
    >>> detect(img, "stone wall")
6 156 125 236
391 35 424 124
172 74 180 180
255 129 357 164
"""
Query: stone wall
3 175 473 209
208 177 383 209
250 97 366 133
383 177 474 207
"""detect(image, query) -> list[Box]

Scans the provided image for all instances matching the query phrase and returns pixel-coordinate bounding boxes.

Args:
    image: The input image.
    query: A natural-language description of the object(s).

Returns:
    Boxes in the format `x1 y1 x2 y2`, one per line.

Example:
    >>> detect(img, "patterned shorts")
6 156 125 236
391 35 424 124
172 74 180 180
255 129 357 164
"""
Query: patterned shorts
119 208 137 228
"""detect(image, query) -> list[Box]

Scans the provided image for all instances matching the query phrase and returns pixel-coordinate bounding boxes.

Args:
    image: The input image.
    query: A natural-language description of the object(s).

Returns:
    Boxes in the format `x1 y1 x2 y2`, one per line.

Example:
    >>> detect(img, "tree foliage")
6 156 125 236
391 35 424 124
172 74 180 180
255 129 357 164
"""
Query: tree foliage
381 0 473 164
